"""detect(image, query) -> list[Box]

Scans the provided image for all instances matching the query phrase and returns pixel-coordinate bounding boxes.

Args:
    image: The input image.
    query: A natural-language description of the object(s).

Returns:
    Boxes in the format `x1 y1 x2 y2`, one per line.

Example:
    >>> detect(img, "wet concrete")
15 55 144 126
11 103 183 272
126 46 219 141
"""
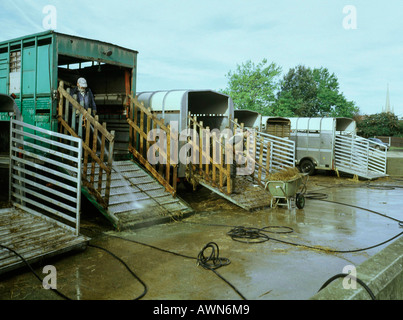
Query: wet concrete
1 170 403 300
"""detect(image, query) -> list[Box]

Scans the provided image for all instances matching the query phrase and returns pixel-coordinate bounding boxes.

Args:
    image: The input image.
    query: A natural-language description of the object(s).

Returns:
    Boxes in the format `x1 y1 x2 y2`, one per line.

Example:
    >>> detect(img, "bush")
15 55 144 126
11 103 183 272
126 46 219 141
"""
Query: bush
357 112 400 137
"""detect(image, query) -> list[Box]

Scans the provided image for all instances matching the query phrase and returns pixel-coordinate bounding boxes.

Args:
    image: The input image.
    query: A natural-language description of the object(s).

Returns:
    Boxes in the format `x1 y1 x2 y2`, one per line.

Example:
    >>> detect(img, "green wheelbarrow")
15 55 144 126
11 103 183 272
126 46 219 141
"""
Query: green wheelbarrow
264 173 308 209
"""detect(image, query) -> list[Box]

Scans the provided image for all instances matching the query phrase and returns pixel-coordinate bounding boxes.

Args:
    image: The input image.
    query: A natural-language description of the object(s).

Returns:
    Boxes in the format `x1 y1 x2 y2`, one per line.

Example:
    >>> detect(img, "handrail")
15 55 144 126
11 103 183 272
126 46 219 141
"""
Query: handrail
57 81 115 208
127 95 177 196
231 117 273 184
187 114 233 194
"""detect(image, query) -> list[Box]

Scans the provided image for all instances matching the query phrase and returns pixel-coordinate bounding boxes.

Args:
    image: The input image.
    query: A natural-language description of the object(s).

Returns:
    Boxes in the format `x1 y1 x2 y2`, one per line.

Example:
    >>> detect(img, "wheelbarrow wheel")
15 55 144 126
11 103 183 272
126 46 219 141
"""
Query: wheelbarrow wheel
296 193 305 209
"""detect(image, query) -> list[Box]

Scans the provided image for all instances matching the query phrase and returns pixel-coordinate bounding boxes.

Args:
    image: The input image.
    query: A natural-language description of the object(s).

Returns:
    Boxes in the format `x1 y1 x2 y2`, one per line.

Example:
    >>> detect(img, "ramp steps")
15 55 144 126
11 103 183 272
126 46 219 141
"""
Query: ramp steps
85 160 193 230
0 208 89 275
195 175 272 211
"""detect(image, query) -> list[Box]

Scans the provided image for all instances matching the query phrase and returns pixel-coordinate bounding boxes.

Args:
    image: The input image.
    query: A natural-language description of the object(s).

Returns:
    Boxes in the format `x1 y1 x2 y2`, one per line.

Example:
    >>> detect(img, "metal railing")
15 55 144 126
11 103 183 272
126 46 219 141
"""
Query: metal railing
335 134 387 176
256 131 295 172
231 119 273 186
9 119 82 235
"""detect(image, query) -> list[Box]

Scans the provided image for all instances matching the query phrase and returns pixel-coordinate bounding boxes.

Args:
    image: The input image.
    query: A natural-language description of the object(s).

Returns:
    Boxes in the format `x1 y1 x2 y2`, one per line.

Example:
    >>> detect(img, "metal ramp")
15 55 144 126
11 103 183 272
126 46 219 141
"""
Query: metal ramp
335 134 388 180
195 176 272 211
1 119 89 275
84 160 193 230
0 207 88 275
57 83 193 230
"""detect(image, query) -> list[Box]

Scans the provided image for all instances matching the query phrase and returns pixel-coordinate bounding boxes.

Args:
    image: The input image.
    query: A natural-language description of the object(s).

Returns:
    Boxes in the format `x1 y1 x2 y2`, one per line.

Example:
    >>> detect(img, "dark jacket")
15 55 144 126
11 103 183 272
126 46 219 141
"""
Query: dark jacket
71 87 97 113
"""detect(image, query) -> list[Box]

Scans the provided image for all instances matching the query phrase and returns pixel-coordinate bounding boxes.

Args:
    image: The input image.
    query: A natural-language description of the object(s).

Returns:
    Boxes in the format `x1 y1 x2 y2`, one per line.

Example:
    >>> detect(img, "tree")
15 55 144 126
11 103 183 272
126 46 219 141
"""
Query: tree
221 59 282 115
356 112 400 137
270 65 359 118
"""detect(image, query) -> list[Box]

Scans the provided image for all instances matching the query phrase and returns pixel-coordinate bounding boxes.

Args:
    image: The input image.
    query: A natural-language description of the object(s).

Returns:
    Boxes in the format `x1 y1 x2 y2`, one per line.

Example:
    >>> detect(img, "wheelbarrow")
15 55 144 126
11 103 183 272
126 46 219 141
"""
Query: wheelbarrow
264 173 308 209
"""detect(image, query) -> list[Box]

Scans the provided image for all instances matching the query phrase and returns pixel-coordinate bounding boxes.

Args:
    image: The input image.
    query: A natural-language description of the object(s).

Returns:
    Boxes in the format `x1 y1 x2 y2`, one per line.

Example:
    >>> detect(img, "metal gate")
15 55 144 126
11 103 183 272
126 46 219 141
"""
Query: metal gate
256 131 296 173
335 134 387 179
9 119 82 235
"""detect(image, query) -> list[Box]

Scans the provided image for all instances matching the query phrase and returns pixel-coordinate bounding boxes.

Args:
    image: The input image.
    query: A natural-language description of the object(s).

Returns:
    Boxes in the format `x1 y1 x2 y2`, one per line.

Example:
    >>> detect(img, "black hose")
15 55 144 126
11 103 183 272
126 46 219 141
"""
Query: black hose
307 195 403 225
267 230 403 254
0 244 71 300
88 244 147 300
0 243 148 300
108 234 247 300
318 273 376 300
196 242 247 300
196 242 230 270
227 226 270 244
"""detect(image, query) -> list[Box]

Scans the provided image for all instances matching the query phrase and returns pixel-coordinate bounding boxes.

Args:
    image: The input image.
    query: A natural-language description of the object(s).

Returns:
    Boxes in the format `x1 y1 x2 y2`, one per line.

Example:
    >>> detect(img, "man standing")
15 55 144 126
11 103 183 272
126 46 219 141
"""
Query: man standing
72 77 97 116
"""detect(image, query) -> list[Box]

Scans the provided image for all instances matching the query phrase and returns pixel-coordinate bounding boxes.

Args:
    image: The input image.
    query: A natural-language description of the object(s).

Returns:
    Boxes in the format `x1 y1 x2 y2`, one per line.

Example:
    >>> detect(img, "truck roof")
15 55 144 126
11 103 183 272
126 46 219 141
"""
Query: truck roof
0 30 138 54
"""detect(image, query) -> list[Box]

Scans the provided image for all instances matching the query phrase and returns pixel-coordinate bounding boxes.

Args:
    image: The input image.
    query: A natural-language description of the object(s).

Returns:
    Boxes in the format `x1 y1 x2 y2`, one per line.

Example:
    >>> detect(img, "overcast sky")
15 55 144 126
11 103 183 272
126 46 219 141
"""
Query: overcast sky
1 0 402 116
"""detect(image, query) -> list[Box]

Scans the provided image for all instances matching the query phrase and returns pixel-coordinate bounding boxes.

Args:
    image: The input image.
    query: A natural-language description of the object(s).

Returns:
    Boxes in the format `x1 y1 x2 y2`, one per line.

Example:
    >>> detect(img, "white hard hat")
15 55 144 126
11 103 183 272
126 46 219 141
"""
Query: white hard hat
77 77 87 88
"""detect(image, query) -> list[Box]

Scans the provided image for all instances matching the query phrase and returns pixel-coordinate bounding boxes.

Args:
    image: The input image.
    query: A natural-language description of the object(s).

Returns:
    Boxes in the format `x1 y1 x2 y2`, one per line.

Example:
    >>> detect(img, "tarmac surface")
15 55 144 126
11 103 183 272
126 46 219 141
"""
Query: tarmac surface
1 170 403 301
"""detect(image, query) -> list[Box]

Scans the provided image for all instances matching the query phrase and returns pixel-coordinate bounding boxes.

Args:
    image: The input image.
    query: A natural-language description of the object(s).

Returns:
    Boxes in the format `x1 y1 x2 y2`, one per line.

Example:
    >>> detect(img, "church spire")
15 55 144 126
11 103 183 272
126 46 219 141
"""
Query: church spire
384 83 391 113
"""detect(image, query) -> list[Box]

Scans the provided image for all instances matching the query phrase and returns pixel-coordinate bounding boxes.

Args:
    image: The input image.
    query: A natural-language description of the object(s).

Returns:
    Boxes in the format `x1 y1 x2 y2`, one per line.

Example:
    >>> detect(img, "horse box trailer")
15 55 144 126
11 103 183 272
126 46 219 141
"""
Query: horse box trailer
0 30 138 157
234 109 262 131
137 89 234 178
289 117 356 175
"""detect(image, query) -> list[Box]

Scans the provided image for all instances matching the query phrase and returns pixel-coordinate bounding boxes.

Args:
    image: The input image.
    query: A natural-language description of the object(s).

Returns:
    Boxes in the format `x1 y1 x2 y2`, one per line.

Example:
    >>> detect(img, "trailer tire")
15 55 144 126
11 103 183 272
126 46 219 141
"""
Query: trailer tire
299 159 316 176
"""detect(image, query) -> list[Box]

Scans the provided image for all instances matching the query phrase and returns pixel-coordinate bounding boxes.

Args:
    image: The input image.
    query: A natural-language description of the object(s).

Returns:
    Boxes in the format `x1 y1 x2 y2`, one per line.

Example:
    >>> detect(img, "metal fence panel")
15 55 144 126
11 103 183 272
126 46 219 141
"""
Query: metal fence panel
9 119 82 235
335 134 387 176
256 131 296 173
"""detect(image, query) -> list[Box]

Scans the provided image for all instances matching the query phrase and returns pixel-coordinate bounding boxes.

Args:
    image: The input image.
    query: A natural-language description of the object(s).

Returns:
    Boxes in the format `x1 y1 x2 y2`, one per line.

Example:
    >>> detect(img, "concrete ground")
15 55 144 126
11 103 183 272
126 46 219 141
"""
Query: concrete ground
1 171 403 301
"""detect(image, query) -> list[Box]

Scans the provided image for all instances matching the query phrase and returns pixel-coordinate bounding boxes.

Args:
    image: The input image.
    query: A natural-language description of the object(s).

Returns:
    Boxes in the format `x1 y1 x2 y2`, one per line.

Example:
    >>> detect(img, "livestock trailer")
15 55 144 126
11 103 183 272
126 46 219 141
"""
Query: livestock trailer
234 109 262 131
263 117 291 138
136 89 234 178
0 30 138 158
289 117 356 174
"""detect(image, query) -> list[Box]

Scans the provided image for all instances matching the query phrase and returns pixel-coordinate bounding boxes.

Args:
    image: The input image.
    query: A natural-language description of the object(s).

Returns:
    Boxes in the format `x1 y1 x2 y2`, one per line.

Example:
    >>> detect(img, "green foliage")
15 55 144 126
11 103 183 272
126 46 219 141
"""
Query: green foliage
221 60 360 118
357 112 400 137
220 59 282 115
270 65 359 117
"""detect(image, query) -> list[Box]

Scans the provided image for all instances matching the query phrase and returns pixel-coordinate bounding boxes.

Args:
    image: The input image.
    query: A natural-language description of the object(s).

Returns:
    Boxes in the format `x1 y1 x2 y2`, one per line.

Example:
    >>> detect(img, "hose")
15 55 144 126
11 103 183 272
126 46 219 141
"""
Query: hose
0 242 148 300
318 273 376 300
108 234 247 300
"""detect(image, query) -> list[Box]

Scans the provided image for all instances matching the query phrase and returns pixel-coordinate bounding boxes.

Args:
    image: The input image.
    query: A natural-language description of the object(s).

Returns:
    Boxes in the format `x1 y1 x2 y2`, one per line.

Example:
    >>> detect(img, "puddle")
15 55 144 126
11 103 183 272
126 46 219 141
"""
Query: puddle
1 174 403 300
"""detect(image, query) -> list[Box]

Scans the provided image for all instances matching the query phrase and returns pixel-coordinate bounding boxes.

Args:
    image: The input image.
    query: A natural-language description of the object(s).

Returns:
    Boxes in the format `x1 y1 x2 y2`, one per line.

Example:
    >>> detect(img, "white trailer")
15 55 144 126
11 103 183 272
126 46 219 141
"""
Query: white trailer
137 89 234 178
136 91 296 179
288 117 388 179
234 109 262 131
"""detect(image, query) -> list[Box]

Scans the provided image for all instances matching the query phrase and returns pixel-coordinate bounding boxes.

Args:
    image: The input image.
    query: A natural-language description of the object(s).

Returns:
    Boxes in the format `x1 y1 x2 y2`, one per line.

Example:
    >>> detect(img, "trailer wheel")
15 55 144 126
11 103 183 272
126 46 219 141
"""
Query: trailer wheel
296 193 305 209
299 159 315 176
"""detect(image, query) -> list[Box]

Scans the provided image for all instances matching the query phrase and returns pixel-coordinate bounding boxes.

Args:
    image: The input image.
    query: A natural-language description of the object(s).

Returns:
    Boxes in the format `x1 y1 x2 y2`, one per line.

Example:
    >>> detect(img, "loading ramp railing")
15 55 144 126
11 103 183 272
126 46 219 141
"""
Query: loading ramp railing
57 81 115 208
184 116 296 195
1 118 88 275
126 94 178 196
335 134 387 179
56 85 192 229
230 119 296 187
9 118 83 234
183 116 287 211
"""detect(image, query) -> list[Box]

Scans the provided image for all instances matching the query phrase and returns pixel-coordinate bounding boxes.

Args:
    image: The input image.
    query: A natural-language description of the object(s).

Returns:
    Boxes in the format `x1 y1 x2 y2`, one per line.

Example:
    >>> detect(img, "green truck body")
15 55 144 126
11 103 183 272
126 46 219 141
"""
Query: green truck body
0 31 138 153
